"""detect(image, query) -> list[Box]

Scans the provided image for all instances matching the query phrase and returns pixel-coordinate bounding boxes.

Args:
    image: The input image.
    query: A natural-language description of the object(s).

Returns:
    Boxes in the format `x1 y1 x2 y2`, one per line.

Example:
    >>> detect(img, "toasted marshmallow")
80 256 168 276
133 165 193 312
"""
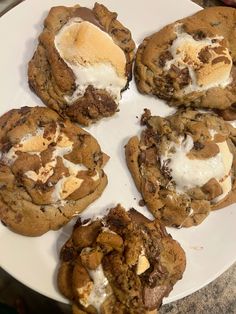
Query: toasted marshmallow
17 128 53 153
161 135 233 202
3 127 60 163
53 175 84 201
25 159 56 184
25 130 88 201
77 281 94 308
5 125 91 202
136 248 150 275
165 24 232 92
57 132 74 147
54 19 127 103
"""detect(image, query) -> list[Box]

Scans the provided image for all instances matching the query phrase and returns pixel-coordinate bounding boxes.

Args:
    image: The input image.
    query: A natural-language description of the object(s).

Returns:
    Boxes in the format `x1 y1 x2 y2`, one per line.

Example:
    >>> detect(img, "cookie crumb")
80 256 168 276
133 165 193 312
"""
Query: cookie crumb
139 199 146 207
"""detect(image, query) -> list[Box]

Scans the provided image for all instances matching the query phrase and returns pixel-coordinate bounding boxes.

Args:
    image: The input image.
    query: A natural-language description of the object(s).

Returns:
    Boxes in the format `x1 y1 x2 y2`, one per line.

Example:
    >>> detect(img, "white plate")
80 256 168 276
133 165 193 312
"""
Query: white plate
0 0 235 305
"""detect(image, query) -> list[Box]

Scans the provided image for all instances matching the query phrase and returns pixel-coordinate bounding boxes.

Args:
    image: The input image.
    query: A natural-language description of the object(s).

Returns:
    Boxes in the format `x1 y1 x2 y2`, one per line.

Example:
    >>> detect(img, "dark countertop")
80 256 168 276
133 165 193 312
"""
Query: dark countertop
160 265 236 314
0 0 235 313
193 0 223 6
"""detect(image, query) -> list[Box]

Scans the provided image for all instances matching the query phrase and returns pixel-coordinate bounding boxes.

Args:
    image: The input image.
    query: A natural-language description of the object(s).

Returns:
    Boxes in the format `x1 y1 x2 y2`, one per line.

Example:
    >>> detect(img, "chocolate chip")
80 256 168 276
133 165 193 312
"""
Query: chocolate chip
141 109 151 125
198 47 211 63
168 65 191 88
212 56 231 65
193 141 204 150
1 220 7 227
73 217 82 229
158 51 173 67
61 247 76 262
193 30 206 40
82 219 90 225
210 21 221 27
77 134 86 143
58 122 65 128
93 152 102 163
145 181 156 194
1 141 12 153
161 159 172 179
139 199 146 207
19 106 31 115
138 151 146 165
154 76 174 100
15 117 27 127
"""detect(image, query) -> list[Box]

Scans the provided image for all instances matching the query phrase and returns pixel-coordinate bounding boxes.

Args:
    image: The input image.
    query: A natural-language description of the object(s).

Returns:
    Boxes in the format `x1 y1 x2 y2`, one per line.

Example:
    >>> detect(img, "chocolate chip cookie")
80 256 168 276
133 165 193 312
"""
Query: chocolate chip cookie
125 109 236 227
28 3 135 126
0 107 108 236
135 7 236 114
58 204 186 313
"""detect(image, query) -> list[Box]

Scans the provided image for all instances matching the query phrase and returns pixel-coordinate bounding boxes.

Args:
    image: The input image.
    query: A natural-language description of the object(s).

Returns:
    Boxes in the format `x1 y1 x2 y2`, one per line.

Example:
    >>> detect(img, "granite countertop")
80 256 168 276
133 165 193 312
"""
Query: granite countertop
0 0 235 313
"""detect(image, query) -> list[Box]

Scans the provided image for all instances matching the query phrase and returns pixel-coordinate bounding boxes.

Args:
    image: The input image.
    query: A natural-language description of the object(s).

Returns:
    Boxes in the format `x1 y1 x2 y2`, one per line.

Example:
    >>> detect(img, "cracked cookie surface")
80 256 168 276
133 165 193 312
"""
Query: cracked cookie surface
135 7 236 115
28 3 135 126
125 109 236 227
0 107 108 236
58 204 186 313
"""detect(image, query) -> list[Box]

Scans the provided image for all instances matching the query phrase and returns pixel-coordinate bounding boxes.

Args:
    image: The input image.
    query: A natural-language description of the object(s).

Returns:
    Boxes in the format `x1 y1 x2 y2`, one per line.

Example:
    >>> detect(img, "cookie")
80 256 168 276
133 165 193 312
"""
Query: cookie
58 204 186 313
28 3 135 126
135 7 236 113
125 109 236 227
0 107 108 236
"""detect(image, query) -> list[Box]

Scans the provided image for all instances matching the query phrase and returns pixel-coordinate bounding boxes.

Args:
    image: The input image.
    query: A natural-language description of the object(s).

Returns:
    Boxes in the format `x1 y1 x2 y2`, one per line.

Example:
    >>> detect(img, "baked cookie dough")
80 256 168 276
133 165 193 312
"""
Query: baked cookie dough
28 3 135 126
0 107 108 236
135 7 236 113
58 204 186 313
125 109 236 227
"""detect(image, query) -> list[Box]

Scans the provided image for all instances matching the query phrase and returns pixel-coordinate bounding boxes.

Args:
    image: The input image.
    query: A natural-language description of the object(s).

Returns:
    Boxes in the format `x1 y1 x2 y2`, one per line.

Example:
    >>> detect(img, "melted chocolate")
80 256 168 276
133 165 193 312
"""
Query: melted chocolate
128 208 151 224
74 7 105 31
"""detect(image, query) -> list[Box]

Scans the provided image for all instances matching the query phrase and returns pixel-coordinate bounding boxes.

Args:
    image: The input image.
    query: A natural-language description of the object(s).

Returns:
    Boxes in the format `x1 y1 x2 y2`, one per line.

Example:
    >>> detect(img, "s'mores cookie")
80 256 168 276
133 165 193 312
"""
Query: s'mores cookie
126 109 236 227
58 205 186 313
0 107 108 236
135 7 236 113
28 3 135 126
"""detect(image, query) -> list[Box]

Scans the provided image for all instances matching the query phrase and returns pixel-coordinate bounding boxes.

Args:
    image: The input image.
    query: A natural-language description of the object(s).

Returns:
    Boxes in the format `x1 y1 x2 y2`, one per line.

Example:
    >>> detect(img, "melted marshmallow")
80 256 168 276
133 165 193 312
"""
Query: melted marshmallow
87 264 109 312
228 120 236 128
3 127 58 164
54 19 127 104
52 175 84 201
161 135 233 201
25 133 87 202
25 159 56 184
165 25 232 93
3 125 97 202
213 141 233 203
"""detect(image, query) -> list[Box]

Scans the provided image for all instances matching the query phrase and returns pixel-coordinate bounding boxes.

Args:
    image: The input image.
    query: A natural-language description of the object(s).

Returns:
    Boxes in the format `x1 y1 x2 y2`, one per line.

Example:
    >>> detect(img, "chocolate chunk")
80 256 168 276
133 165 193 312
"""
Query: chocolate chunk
141 109 151 126
143 285 171 310
193 30 206 40
193 141 204 150
158 51 173 67
212 56 231 65
202 178 223 200
198 47 212 63
74 7 104 31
